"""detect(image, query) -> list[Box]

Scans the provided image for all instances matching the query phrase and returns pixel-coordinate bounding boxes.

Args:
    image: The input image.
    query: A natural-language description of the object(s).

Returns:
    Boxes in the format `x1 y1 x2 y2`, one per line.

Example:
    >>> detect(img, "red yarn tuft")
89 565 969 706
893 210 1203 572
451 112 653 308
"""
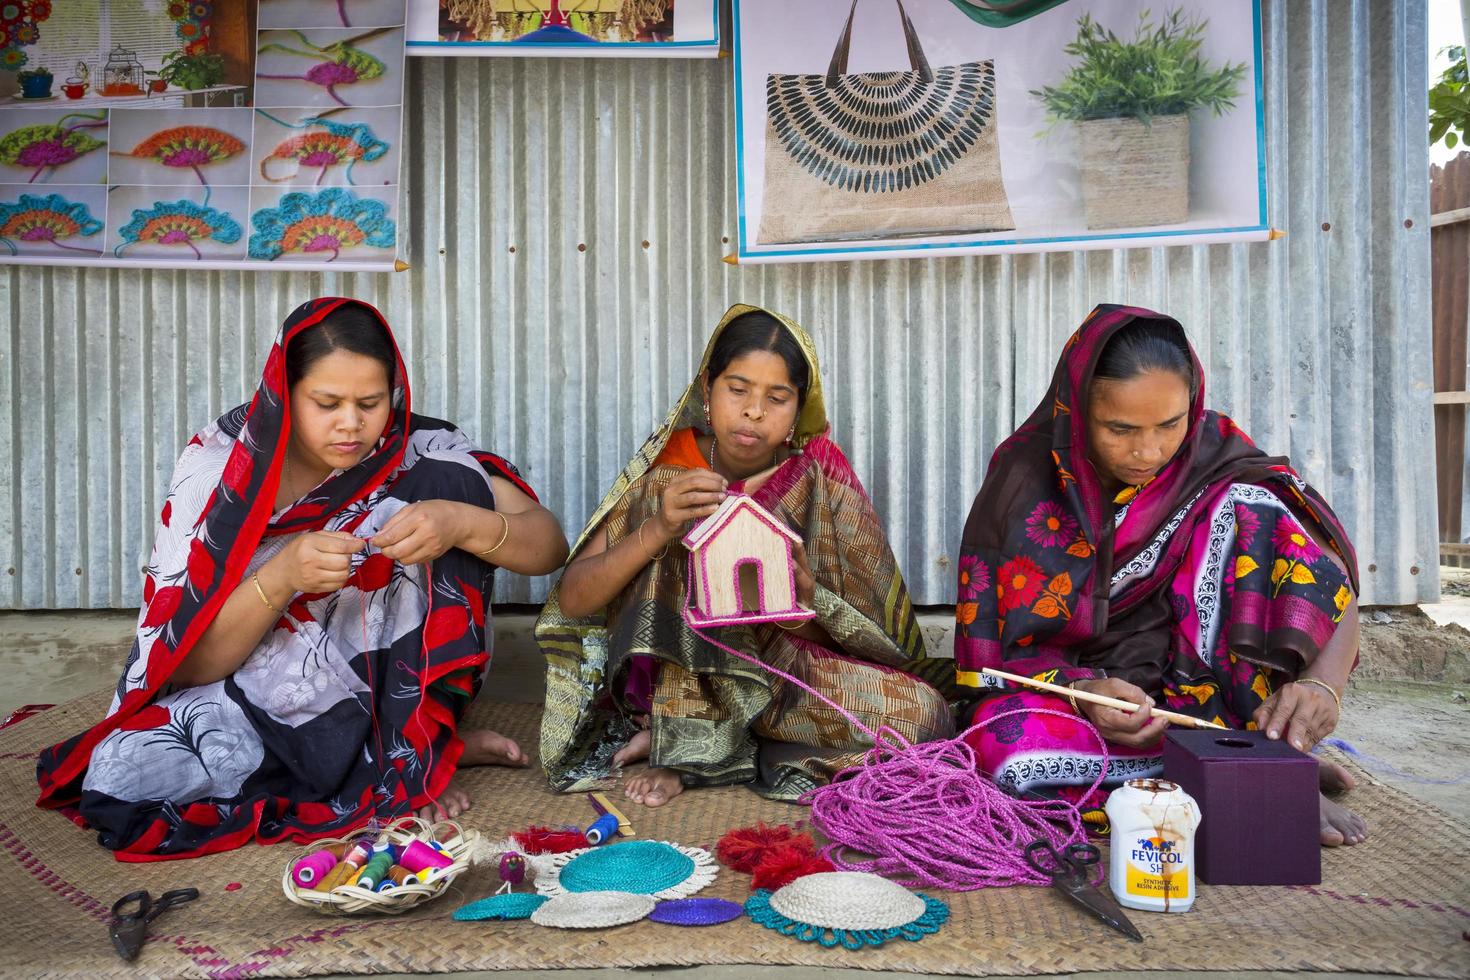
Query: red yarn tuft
512 825 588 854
751 845 835 891
715 822 813 873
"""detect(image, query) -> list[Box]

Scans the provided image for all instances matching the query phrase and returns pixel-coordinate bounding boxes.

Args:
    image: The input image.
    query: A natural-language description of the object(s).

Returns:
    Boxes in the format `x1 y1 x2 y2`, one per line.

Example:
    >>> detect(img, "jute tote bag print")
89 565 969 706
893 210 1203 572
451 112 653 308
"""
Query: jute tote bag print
756 0 1015 245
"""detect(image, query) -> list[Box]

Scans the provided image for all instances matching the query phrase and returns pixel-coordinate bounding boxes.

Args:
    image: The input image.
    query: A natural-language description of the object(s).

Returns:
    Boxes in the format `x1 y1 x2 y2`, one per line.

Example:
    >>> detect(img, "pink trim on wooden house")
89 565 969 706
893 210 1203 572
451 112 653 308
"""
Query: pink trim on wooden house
682 494 815 628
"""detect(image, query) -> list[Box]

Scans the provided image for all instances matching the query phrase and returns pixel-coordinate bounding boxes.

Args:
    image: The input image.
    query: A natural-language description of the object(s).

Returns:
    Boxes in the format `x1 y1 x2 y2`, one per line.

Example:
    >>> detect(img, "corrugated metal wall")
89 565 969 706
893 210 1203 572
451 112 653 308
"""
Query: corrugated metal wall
0 0 1435 610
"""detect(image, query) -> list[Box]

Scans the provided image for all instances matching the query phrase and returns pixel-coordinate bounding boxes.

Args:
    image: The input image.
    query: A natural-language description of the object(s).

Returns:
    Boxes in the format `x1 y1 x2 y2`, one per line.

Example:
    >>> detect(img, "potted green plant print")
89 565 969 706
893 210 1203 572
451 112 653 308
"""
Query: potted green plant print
17 66 54 99
1032 9 1247 229
156 50 225 91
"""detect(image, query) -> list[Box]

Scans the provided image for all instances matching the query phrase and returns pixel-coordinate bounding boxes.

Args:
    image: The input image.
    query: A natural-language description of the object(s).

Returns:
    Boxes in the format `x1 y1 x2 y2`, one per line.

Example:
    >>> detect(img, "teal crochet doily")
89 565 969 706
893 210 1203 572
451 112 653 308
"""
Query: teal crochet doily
453 892 547 921
744 888 950 949
537 840 717 900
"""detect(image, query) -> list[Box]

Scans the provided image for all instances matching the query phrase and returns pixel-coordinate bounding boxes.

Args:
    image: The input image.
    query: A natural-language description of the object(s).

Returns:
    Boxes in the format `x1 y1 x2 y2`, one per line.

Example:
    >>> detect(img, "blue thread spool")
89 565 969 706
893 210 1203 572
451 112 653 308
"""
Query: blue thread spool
585 812 620 846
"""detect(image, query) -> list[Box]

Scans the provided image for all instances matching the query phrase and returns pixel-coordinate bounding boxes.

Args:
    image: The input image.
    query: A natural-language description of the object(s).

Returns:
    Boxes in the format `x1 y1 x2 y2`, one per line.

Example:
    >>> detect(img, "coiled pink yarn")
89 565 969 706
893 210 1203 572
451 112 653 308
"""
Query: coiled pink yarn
690 624 1108 892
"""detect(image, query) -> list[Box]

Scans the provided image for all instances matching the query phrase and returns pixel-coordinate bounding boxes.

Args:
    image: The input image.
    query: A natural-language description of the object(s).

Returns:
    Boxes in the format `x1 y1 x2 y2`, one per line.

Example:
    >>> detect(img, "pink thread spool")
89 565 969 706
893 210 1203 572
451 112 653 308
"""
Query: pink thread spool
399 839 453 875
291 850 337 888
342 841 374 870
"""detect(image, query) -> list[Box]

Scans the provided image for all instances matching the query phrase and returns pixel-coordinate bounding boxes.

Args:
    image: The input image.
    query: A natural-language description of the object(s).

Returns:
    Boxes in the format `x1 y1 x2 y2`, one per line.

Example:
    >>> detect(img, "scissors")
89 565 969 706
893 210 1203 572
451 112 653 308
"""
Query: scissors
109 887 199 962
1024 839 1143 942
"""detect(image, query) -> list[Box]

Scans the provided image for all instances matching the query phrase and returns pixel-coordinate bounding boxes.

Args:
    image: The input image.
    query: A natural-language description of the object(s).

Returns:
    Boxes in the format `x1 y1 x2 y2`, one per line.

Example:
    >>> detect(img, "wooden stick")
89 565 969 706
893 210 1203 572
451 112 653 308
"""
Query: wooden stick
587 792 633 837
980 667 1230 731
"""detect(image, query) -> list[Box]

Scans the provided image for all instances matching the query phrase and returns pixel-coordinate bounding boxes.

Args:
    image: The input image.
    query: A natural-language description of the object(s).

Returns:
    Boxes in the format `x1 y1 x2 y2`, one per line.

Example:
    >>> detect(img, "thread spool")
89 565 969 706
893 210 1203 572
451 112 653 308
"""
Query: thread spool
386 865 416 886
354 852 394 890
399 838 453 874
372 840 399 862
291 849 337 887
375 877 398 893
342 841 374 870
585 812 620 846
313 861 355 892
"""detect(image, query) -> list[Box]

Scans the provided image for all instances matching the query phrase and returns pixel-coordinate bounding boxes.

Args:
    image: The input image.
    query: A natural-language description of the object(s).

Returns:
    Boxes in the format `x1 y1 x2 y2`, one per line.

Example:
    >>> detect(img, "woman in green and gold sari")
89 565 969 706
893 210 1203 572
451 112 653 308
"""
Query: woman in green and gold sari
537 304 954 806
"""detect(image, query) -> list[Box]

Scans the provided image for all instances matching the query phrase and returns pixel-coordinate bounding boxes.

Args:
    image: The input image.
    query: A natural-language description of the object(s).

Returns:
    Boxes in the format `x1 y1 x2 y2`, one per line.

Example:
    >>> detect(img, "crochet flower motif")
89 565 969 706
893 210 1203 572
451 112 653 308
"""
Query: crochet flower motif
114 200 242 260
248 187 395 261
0 114 106 183
258 29 388 107
118 127 246 205
258 115 389 185
0 0 50 70
168 0 212 47
0 192 103 255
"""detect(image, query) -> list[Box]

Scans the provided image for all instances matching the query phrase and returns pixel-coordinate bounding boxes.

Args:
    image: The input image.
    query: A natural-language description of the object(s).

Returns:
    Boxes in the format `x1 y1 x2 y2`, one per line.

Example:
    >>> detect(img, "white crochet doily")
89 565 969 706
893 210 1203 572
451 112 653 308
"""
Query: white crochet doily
530 890 657 929
768 871 927 931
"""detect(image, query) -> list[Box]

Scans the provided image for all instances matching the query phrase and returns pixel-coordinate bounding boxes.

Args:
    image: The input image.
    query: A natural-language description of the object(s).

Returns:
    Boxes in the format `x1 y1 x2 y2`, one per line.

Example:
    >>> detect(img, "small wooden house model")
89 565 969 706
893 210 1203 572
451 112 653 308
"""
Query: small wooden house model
682 494 815 628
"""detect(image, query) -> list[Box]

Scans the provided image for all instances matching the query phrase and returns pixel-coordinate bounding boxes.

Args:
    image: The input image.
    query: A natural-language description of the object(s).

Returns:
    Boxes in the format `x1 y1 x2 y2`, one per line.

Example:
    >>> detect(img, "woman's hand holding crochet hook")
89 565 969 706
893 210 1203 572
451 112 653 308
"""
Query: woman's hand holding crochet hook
1070 677 1171 748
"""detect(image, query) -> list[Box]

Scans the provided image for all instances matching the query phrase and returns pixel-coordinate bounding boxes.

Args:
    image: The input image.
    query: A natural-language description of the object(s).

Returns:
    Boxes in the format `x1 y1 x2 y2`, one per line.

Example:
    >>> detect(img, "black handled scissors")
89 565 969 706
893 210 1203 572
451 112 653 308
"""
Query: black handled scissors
109 888 199 962
1025 839 1143 942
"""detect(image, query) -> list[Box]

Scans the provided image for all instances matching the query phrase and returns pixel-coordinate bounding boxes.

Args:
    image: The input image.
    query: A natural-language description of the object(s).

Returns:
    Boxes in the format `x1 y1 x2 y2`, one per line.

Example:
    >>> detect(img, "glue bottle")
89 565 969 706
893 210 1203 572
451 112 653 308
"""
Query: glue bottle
1105 778 1201 913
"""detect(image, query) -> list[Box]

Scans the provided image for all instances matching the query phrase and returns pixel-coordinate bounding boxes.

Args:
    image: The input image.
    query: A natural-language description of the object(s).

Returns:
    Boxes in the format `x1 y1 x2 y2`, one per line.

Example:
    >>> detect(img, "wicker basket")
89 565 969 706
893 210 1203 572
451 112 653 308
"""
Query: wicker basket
281 816 480 916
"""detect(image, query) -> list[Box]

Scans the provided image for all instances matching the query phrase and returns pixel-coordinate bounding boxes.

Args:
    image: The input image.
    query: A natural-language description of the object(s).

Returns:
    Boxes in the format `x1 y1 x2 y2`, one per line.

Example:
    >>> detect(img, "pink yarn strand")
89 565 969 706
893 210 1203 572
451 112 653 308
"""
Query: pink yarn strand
687 620 1110 892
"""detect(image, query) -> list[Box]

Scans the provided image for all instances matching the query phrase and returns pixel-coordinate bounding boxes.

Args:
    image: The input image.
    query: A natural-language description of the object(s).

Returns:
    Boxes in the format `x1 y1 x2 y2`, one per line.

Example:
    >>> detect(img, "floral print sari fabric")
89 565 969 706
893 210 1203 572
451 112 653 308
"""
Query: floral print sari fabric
955 305 1358 814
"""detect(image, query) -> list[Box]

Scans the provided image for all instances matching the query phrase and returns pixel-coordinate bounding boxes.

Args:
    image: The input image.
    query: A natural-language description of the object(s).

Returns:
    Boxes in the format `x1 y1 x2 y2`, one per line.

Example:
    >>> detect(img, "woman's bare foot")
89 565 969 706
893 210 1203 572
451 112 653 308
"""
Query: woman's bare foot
1318 758 1367 846
1319 757 1356 792
418 779 471 822
459 728 529 768
611 728 651 769
624 767 684 808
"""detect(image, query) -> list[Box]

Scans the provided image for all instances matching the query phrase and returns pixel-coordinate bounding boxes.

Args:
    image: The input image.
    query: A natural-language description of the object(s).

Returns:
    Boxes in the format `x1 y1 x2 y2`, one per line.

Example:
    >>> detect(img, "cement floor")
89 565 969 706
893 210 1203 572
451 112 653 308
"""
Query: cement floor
0 607 1465 979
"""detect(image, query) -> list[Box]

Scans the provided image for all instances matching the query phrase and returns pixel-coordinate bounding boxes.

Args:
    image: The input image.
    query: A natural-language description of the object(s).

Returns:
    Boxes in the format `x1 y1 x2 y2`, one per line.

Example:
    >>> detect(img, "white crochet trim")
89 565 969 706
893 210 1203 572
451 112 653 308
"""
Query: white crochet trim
530 890 656 929
768 872 926 931
534 841 718 900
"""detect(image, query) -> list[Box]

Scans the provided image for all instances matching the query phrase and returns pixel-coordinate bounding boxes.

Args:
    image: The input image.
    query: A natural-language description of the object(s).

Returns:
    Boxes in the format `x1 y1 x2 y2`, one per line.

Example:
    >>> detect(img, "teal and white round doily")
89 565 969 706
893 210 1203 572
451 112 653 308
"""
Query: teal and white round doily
745 871 949 949
534 840 717 900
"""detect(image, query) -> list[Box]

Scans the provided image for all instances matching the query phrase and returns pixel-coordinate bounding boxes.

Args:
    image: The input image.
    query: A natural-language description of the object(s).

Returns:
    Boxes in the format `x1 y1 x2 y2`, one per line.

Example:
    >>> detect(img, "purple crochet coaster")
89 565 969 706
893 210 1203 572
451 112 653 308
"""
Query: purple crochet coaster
649 897 744 926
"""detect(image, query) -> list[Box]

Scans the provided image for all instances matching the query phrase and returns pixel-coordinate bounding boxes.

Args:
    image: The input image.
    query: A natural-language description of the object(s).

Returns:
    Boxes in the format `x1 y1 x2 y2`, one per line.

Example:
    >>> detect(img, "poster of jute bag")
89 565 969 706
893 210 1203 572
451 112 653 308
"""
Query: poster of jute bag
756 0 1015 245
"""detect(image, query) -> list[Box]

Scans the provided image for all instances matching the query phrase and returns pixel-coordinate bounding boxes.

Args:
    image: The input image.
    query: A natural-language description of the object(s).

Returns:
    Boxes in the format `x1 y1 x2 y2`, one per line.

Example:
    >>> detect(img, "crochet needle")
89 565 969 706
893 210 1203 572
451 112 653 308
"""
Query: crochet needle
980 667 1230 730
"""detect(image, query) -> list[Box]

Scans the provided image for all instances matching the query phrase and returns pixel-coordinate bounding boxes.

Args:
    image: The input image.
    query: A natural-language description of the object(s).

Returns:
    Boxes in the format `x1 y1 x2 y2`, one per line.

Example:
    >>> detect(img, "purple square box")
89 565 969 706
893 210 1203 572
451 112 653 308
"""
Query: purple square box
1162 729 1320 886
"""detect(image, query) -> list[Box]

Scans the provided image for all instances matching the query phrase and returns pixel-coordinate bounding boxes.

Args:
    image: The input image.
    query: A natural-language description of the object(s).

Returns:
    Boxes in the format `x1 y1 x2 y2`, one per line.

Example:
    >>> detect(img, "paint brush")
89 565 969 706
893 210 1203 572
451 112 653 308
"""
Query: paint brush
980 667 1230 731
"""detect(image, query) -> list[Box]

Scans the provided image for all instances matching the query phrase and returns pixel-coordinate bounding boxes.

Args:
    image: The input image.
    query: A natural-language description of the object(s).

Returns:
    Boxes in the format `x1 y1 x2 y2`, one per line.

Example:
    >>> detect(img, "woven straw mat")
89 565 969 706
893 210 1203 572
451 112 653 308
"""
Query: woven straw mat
0 694 1465 977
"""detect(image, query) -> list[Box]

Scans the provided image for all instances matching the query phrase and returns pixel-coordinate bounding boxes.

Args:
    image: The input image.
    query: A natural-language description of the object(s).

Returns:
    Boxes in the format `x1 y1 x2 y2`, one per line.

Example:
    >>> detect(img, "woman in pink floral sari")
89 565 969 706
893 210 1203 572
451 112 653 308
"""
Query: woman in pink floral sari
955 305 1366 847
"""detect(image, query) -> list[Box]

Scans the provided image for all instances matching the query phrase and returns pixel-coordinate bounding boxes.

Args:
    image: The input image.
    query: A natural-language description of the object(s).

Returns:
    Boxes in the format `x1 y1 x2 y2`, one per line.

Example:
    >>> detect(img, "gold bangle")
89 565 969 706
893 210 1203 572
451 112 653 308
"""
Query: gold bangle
637 519 669 561
1296 677 1342 714
252 572 281 612
775 619 804 631
1060 680 1082 714
476 510 511 558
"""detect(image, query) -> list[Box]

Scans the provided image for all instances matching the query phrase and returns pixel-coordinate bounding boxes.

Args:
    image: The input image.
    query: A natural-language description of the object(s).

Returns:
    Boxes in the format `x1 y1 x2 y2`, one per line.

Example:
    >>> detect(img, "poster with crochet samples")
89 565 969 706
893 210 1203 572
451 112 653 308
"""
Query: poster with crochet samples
405 0 719 58
0 0 407 271
731 0 1266 265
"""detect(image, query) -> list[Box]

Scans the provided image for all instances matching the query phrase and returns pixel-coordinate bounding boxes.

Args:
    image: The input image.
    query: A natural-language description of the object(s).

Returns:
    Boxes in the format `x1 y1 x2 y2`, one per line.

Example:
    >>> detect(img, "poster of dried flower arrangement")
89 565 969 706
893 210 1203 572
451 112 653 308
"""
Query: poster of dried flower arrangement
0 0 407 270
732 0 1263 264
405 0 718 58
